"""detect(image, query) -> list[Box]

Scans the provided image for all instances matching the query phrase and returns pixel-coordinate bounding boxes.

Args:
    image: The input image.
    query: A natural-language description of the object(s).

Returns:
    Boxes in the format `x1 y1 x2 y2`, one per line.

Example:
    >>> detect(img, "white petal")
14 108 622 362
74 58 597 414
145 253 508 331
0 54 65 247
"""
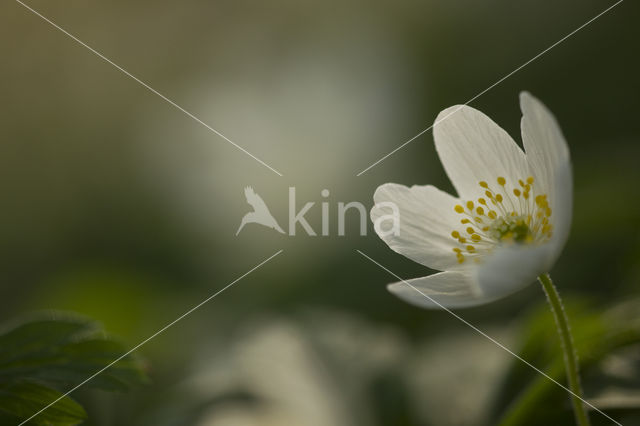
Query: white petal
520 92 570 195
433 105 530 200
475 243 552 298
546 162 572 264
387 271 503 309
520 92 573 266
388 244 552 310
371 183 463 271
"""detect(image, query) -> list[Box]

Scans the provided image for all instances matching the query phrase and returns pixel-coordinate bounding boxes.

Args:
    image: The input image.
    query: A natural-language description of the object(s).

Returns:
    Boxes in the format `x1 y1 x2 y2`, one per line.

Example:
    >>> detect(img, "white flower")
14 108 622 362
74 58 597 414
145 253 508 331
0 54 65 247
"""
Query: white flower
371 92 572 309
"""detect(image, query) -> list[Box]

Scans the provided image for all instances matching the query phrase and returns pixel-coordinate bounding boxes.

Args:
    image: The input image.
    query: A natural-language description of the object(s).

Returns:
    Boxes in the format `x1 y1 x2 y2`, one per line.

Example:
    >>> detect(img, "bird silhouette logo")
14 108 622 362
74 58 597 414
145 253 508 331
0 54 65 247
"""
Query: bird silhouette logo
236 186 285 235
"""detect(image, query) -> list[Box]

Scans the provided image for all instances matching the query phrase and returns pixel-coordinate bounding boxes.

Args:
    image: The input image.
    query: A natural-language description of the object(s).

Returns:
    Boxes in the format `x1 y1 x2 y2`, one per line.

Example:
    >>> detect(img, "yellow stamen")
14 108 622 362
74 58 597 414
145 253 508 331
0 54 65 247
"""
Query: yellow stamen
449 175 553 264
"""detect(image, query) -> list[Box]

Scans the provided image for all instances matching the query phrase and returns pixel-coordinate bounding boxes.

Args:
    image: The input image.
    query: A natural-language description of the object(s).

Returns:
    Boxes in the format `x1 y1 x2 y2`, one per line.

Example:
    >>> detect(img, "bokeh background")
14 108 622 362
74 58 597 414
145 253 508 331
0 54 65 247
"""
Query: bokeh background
1 0 639 425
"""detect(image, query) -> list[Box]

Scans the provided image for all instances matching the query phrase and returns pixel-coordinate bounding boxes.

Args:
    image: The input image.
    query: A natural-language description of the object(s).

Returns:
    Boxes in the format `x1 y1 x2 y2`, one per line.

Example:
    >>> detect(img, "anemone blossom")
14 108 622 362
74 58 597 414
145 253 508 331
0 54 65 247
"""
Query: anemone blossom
371 92 572 309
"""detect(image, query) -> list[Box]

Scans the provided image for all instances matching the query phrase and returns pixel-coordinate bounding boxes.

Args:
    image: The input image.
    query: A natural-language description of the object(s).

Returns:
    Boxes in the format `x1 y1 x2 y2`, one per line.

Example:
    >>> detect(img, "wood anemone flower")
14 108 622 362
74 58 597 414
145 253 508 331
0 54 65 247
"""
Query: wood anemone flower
371 92 572 309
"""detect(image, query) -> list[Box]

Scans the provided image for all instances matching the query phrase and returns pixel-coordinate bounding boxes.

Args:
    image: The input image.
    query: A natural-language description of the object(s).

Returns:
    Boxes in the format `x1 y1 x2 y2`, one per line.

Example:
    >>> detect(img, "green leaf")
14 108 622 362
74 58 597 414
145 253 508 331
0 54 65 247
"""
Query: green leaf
0 382 86 425
0 311 149 425
0 316 96 364
0 313 149 391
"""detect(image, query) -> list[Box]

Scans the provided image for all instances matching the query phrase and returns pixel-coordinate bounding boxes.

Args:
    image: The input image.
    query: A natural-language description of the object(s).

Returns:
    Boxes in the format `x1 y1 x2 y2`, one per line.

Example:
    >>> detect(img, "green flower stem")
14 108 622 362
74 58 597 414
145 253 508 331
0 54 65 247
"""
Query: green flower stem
538 273 590 426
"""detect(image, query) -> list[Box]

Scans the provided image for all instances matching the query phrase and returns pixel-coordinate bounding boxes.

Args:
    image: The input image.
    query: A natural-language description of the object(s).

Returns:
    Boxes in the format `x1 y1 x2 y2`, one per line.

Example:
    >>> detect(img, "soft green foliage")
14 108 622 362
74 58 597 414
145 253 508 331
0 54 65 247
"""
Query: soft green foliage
0 382 86 425
0 313 148 425
494 299 640 425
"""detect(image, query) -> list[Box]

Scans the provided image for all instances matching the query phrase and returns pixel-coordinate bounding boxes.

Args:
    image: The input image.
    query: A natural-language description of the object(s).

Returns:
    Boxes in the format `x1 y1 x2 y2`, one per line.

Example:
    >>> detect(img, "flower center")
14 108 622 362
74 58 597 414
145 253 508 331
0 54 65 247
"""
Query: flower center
450 176 553 264
488 215 532 243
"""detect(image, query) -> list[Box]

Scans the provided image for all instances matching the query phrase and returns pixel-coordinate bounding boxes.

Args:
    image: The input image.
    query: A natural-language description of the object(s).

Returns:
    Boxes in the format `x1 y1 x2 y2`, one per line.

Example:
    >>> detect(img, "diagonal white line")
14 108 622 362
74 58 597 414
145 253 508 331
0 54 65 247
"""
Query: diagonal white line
18 249 284 426
356 0 624 176
356 249 622 425
14 0 284 177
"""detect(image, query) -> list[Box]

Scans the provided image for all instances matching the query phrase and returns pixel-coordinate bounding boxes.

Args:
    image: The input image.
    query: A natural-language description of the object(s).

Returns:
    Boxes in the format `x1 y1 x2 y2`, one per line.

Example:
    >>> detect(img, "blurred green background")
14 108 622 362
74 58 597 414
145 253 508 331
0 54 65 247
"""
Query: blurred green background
1 0 639 425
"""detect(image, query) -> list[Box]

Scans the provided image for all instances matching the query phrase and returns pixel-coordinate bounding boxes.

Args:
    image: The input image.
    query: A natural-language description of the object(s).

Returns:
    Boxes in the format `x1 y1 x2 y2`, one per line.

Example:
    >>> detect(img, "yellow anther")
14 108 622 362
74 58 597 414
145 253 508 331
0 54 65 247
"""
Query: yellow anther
518 179 525 187
527 176 534 185
466 201 474 210
535 195 547 207
495 194 503 202
457 255 465 264
513 188 521 197
453 248 462 253
488 210 497 219
474 217 484 223
461 219 471 224
545 207 552 217
485 191 494 199
466 245 476 253
497 177 506 186
451 231 460 238
471 234 481 242
523 191 530 199
458 237 467 243
455 205 465 213
476 207 484 215
482 226 490 232
478 198 487 205
479 181 488 188
466 227 475 234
